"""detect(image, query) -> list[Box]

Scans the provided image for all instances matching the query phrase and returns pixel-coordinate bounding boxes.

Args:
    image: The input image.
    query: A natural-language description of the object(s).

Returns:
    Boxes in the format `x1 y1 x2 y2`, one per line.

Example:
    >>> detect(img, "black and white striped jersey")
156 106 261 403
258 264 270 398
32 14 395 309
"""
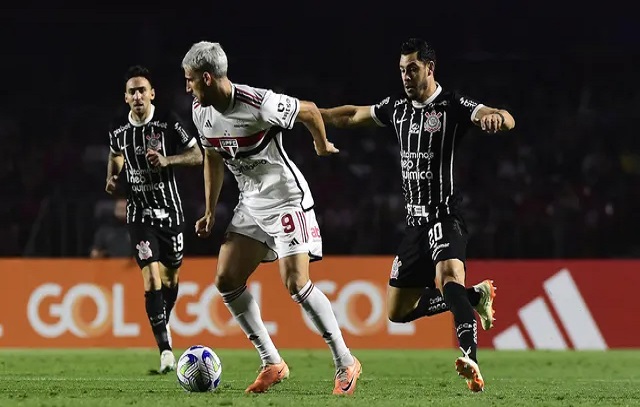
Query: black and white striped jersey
108 104 197 228
371 84 484 226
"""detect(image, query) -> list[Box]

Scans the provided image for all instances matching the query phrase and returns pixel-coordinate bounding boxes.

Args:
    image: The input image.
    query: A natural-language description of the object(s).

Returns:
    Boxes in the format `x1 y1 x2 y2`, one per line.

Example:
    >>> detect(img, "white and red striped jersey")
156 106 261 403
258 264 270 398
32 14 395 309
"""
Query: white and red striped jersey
193 83 315 212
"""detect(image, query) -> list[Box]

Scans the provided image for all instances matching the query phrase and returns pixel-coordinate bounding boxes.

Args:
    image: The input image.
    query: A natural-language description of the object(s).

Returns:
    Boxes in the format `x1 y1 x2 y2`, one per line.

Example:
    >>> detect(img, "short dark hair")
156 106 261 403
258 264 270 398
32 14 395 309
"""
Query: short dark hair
125 65 153 87
400 38 436 64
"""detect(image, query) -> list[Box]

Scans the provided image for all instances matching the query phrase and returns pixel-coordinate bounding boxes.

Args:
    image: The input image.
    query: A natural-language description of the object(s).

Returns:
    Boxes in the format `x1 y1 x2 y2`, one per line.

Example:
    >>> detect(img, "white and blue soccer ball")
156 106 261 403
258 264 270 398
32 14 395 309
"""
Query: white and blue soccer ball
176 345 222 392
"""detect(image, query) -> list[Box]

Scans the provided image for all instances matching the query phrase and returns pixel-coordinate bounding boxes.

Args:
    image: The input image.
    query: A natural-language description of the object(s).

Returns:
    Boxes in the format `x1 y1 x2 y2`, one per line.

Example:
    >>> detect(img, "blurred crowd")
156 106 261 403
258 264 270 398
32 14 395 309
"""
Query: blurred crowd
1 48 638 259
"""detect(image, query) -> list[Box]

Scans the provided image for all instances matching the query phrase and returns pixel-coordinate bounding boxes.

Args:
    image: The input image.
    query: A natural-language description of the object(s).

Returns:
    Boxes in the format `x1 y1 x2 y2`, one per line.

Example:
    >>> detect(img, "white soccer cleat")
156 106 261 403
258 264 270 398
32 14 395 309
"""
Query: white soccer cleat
159 350 176 374
473 279 496 330
455 356 485 392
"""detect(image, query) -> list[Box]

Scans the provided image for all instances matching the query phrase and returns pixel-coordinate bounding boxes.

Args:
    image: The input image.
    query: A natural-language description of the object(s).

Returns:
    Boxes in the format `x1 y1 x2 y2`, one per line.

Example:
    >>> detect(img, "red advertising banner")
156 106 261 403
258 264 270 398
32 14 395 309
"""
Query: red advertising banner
474 260 640 350
0 258 636 349
0 258 452 349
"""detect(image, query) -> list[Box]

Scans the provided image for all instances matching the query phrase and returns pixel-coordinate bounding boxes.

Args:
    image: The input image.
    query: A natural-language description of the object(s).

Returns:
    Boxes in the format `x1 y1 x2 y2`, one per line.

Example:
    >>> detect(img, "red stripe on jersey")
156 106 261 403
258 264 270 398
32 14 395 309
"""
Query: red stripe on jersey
235 93 261 109
205 130 266 148
235 88 263 105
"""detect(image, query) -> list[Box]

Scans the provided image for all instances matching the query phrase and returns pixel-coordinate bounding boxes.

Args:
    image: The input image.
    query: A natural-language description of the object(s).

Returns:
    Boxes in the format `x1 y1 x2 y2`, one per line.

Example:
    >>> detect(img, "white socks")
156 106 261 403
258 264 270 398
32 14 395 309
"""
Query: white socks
292 280 355 369
221 286 281 365
221 281 355 370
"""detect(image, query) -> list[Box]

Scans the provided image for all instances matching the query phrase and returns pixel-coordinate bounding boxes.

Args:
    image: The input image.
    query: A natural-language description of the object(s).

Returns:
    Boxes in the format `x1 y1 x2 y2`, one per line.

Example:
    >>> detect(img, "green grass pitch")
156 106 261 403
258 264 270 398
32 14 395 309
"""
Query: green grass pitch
1 349 639 406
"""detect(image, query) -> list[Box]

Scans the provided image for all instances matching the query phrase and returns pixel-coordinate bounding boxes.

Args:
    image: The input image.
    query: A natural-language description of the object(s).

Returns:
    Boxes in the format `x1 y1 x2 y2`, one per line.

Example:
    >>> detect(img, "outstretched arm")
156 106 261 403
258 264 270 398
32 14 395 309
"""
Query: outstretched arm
319 105 377 128
473 106 515 133
296 100 339 156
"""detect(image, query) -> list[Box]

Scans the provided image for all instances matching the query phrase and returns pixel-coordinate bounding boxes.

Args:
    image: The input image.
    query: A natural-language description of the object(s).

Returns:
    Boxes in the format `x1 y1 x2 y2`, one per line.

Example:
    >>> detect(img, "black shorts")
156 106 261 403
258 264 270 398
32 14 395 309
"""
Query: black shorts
388 214 468 289
128 222 185 269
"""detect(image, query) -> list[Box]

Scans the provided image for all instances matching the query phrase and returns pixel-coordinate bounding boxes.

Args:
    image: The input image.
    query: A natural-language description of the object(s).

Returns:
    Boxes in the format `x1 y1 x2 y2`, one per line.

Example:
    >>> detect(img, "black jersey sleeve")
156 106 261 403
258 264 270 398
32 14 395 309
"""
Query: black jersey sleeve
451 91 484 125
168 111 198 148
108 128 120 154
169 110 197 149
370 96 395 127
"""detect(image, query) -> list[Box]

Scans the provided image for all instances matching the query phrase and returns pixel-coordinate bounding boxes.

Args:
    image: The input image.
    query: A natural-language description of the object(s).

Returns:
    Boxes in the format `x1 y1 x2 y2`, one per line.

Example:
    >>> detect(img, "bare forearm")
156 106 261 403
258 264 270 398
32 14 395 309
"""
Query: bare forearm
166 146 203 167
301 106 330 147
203 152 224 215
319 106 360 128
107 152 124 179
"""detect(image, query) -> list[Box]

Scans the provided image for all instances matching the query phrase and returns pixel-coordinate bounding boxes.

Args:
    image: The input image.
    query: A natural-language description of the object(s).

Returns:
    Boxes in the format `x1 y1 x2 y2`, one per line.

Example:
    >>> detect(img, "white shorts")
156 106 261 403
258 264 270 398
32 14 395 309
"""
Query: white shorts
226 203 323 262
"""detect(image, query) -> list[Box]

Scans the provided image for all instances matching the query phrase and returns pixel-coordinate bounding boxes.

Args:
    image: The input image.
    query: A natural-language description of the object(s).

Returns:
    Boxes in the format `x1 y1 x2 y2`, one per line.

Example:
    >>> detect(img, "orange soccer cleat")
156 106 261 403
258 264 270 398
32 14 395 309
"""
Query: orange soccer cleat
245 359 289 393
455 356 485 392
333 356 362 395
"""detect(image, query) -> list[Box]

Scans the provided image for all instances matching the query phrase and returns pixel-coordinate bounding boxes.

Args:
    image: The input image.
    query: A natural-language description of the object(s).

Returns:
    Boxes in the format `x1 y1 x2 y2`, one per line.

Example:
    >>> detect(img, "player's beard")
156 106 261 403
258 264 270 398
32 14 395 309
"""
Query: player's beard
406 81 428 102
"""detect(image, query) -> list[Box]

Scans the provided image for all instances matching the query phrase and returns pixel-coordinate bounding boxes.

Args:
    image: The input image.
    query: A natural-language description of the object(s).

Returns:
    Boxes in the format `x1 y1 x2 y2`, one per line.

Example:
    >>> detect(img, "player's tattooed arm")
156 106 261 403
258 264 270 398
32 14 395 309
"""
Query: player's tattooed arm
296 100 339 156
163 145 203 167
105 151 124 194
319 105 376 128
473 106 515 133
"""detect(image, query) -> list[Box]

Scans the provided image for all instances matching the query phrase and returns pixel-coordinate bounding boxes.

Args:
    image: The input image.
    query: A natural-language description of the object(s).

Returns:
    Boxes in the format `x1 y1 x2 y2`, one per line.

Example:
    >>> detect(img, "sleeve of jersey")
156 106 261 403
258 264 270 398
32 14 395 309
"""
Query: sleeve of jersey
108 130 120 154
453 92 484 123
171 111 197 149
370 96 393 127
192 105 212 148
260 90 300 130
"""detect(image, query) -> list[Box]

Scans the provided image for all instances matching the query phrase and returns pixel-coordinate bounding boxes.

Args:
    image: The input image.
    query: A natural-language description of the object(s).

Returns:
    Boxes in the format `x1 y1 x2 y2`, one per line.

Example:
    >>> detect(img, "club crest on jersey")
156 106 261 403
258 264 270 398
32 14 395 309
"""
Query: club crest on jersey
220 139 239 157
145 132 162 150
390 256 402 279
424 111 442 133
136 240 152 260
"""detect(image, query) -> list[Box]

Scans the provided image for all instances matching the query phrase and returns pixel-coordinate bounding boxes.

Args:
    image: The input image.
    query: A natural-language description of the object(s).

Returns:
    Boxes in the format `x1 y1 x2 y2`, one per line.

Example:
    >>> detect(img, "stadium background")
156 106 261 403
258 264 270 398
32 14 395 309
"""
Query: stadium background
1 2 638 353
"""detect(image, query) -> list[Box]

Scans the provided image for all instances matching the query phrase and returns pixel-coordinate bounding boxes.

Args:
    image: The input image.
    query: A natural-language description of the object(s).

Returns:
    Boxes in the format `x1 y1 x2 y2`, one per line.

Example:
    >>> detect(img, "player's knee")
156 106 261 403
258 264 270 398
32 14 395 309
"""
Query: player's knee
143 273 162 290
215 271 246 293
283 272 309 296
437 260 465 285
162 267 180 286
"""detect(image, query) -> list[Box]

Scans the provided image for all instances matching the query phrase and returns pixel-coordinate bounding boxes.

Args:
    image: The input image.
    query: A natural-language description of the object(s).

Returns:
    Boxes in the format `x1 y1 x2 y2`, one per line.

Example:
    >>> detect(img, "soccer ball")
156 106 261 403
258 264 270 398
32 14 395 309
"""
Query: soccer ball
176 345 222 392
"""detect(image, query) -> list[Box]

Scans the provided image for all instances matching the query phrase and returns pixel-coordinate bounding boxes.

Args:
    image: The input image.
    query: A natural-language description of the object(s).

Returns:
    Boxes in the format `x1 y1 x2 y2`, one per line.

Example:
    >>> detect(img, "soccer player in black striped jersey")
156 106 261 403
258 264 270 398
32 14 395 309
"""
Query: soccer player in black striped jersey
320 38 515 392
105 65 202 373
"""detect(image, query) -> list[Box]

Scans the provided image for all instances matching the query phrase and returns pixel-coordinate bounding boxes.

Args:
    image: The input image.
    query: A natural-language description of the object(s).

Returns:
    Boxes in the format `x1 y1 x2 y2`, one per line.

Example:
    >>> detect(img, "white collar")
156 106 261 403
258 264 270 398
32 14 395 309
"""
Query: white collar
411 83 442 108
128 104 156 127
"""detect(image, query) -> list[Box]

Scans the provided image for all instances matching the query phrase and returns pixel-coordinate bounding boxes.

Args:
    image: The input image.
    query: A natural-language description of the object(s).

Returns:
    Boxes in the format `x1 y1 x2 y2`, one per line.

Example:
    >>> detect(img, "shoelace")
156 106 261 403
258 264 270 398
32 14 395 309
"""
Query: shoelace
335 368 349 381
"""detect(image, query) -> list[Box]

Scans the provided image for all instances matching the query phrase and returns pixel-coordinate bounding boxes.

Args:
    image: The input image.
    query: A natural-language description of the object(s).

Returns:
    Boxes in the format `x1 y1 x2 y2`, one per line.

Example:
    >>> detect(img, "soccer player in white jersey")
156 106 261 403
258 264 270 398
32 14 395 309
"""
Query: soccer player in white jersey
181 41 362 395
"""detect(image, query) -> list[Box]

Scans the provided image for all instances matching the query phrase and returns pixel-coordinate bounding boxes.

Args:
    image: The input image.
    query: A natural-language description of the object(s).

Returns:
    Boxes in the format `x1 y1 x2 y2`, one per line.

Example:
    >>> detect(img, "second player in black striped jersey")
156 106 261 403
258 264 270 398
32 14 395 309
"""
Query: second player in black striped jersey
319 38 514 392
371 85 482 225
105 65 203 374
108 105 198 228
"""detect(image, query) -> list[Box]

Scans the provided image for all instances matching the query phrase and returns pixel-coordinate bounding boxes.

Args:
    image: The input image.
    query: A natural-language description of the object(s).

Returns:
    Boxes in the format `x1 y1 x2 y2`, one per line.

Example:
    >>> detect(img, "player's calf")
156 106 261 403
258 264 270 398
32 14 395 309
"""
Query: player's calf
387 285 485 323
